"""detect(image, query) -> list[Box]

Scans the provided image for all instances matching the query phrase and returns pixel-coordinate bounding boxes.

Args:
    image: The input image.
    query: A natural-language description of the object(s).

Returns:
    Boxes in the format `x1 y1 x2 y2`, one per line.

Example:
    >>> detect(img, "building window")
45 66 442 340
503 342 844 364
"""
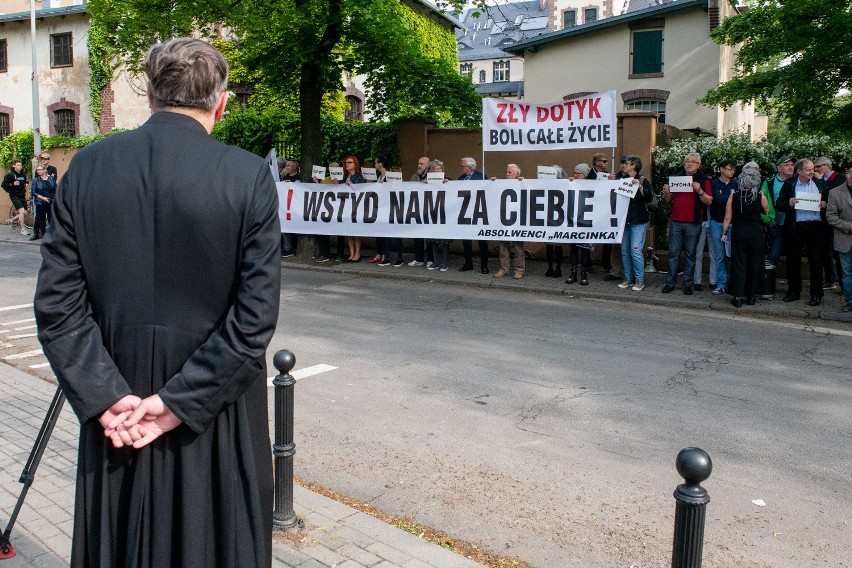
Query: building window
584 8 598 23
0 40 7 73
479 69 486 83
631 29 663 76
625 100 666 124
54 109 76 136
0 113 10 139
51 33 73 68
344 95 362 122
563 10 576 28
460 63 472 78
493 60 510 83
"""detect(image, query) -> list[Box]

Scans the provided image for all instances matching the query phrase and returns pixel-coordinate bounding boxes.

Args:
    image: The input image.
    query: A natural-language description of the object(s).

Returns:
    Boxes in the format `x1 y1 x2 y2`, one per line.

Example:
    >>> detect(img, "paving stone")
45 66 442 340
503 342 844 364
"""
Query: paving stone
366 542 414 566
303 543 347 566
335 543 382 566
335 560 367 568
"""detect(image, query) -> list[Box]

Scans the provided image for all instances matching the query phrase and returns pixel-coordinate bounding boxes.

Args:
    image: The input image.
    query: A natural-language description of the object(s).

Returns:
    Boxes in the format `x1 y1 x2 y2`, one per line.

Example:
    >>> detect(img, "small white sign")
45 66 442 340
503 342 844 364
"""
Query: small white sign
669 176 694 193
329 166 344 181
384 171 403 182
427 172 445 185
312 165 327 180
537 166 557 179
361 167 377 181
597 171 610 180
614 179 638 199
794 192 821 212
266 148 280 182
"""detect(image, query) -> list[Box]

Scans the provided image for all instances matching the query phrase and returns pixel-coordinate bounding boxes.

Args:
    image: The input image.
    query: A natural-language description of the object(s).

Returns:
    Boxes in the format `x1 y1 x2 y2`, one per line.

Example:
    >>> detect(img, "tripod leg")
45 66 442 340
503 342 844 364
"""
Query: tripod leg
0 387 66 558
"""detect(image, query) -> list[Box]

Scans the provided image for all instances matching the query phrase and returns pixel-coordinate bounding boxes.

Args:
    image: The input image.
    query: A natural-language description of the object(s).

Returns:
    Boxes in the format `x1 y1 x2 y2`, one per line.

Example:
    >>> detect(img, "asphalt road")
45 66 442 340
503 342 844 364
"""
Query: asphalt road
2 241 850 567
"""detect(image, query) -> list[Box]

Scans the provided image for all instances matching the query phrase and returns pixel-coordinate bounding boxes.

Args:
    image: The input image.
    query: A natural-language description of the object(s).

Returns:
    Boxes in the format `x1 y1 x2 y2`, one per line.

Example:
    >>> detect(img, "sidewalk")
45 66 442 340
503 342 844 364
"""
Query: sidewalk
0 365 485 568
281 251 852 325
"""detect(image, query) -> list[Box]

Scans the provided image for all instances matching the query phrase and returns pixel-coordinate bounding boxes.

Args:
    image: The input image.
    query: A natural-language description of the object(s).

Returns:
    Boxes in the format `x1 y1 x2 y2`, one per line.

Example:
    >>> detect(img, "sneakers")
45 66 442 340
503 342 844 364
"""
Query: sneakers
712 287 726 295
439 265 449 272
617 280 634 289
823 282 837 290
314 255 329 262
764 261 776 270
378 259 391 266
631 282 645 291
427 264 439 271
20 229 30 235
513 271 524 280
493 269 508 278
392 259 405 267
408 260 424 267
281 251 294 258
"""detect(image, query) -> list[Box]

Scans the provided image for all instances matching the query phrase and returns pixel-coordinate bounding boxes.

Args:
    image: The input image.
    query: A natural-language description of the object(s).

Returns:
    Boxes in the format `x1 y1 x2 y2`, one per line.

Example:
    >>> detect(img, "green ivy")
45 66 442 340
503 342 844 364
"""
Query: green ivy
87 18 116 127
0 130 117 176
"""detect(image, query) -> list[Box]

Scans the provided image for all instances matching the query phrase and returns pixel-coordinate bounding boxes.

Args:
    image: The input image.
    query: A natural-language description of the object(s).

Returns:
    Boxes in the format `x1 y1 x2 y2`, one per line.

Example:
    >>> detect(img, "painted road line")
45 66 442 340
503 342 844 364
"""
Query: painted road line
28 362 51 369
13 324 37 331
8 333 37 339
266 364 337 386
0 304 33 312
3 349 44 360
1 318 35 326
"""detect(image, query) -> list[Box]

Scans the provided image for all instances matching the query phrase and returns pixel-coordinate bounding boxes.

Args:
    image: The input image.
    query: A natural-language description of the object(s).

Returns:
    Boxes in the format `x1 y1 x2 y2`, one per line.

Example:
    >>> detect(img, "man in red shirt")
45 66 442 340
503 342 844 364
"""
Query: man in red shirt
661 152 713 295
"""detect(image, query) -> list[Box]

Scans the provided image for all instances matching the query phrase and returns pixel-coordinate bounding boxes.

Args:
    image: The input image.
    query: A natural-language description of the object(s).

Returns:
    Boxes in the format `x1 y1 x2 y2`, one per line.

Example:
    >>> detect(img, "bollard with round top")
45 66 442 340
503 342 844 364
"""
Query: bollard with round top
671 447 712 568
272 350 301 531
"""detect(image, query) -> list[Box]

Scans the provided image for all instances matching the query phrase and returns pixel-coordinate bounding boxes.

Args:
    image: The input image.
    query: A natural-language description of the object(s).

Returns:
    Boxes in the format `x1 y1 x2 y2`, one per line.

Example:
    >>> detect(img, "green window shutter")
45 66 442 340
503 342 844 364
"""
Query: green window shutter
632 30 663 74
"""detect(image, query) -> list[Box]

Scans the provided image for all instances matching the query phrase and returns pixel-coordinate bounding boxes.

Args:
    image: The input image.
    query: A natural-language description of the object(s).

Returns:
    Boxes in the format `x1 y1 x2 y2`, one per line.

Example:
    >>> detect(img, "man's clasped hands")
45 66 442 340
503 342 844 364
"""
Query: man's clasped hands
98 394 183 449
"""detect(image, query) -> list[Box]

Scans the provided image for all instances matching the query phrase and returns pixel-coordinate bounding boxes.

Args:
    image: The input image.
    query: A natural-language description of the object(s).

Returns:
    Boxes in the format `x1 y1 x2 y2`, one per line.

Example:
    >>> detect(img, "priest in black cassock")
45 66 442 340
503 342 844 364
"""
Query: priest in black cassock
34 38 280 568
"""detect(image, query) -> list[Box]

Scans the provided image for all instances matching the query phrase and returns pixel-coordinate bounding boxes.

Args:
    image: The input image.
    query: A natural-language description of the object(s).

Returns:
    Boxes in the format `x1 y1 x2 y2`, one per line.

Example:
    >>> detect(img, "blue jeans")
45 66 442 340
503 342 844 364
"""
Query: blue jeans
709 220 729 289
766 225 783 267
693 223 717 285
621 223 647 283
839 248 852 304
667 221 701 287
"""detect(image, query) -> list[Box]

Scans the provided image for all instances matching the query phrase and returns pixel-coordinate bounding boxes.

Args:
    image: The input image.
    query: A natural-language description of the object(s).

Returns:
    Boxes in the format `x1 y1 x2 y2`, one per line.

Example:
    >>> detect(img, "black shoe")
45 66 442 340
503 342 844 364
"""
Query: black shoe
579 268 589 285
693 284 703 292
554 267 562 278
481 266 489 275
603 273 620 281
683 286 693 295
747 296 756 305
565 266 577 284
807 296 822 306
544 267 554 277
782 293 800 302
29 233 41 241
709 283 717 291
661 284 676 293
458 263 473 272
731 298 742 308
281 250 294 258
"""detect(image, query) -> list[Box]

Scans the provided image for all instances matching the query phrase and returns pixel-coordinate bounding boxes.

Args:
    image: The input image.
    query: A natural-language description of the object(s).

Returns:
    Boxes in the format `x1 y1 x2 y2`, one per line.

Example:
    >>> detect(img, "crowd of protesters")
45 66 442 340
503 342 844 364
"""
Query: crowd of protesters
1 153 57 239
281 151 851 313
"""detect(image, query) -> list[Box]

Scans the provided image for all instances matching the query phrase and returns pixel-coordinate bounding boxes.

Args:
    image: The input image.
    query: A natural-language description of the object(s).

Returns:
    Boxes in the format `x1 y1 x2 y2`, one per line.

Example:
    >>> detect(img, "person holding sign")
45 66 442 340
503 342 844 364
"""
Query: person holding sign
492 164 526 280
708 159 738 295
590 153 620 281
775 158 830 306
565 164 592 285
279 158 301 258
372 156 405 267
458 157 489 274
661 152 713 295
826 167 852 312
613 155 653 291
722 168 768 307
341 155 367 262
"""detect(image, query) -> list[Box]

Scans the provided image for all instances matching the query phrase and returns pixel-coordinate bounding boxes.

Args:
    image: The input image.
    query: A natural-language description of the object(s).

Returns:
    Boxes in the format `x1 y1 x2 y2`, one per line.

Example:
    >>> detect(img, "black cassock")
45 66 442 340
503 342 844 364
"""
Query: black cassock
34 112 281 567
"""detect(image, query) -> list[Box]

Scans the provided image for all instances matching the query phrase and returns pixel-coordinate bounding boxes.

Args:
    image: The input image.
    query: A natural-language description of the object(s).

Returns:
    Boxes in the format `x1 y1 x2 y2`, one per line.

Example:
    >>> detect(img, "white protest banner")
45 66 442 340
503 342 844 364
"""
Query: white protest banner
329 166 344 181
596 171 610 180
277 179 629 244
482 91 617 152
614 179 638 199
312 165 327 180
537 166 557 179
669 176 693 192
427 172 445 186
794 192 821 212
385 171 403 182
362 167 377 181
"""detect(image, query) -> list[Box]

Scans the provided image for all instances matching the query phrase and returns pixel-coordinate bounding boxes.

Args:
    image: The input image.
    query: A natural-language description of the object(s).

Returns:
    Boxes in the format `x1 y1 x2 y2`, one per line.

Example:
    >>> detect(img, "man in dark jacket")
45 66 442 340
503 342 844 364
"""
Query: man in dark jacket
2 159 29 235
776 158 830 306
34 38 280 568
457 156 489 273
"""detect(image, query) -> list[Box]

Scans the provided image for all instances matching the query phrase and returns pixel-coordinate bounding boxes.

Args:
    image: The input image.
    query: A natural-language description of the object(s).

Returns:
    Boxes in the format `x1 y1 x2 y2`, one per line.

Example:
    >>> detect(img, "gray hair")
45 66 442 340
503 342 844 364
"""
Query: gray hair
685 152 702 164
461 157 477 170
145 38 228 111
741 161 761 177
429 159 444 171
738 168 762 192
794 158 813 173
813 156 832 168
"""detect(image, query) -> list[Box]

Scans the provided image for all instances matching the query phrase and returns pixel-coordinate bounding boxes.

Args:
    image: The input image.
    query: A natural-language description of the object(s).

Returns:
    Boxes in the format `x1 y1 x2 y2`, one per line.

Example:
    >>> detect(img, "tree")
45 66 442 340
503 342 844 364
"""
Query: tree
700 0 852 135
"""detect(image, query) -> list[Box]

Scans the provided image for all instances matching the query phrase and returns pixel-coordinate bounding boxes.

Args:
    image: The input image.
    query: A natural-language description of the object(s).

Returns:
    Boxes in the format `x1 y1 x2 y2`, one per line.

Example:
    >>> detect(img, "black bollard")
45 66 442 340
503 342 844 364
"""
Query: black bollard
671 447 712 568
272 350 300 531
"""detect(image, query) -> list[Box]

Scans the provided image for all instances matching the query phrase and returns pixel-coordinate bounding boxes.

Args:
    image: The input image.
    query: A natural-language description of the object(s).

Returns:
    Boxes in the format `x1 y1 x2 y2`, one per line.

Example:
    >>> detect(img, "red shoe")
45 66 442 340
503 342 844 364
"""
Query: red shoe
368 256 383 264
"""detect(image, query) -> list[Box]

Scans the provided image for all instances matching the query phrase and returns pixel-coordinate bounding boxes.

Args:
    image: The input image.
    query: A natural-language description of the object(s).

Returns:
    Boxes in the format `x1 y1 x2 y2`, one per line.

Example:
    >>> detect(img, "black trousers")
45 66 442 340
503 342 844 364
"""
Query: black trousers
729 223 763 298
569 244 591 268
33 202 52 235
545 244 563 268
785 221 825 298
462 240 489 268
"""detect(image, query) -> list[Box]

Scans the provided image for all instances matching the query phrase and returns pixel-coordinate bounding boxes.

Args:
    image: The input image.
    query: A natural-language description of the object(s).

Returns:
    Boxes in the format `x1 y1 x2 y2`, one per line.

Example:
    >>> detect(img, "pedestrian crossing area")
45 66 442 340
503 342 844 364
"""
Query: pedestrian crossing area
0 303 338 384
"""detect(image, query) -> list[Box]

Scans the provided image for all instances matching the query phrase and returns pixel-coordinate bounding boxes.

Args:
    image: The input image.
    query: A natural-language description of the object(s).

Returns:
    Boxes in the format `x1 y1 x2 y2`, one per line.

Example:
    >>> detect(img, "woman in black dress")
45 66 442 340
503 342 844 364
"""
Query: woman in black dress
722 168 768 307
